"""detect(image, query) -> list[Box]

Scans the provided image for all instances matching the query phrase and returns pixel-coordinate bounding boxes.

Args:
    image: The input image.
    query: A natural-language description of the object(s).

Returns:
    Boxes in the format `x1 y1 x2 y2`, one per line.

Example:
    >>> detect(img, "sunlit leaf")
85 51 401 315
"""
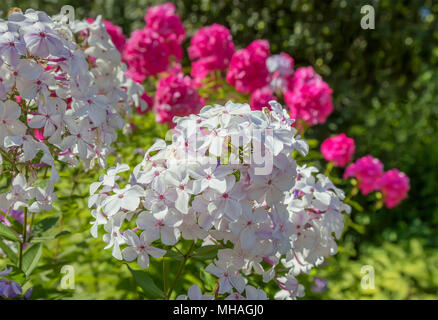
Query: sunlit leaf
127 265 164 299
0 223 20 242
22 243 43 276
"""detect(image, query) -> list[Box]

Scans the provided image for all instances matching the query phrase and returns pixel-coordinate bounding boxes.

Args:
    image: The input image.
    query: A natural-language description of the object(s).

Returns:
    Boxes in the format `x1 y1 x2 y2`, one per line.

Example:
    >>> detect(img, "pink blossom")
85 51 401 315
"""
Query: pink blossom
188 24 235 80
136 93 153 115
167 62 183 75
190 57 219 81
249 87 277 111
226 40 270 94
344 155 384 195
321 133 355 167
123 28 182 83
15 95 23 105
34 129 45 142
125 68 147 84
153 74 203 125
144 2 186 44
86 18 126 52
374 169 410 209
284 66 333 126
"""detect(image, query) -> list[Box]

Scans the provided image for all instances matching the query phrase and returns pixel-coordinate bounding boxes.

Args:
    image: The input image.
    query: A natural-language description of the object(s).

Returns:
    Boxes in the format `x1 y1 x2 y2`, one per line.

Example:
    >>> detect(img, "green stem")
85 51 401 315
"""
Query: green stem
324 161 334 177
173 246 184 255
29 212 35 233
166 241 195 300
18 206 28 270
162 258 167 298
18 166 30 271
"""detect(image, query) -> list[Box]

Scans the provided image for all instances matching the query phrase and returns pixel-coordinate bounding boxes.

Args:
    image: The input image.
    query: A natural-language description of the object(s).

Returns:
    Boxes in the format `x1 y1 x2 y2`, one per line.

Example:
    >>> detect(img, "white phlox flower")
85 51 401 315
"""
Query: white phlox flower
1 8 144 219
88 101 350 300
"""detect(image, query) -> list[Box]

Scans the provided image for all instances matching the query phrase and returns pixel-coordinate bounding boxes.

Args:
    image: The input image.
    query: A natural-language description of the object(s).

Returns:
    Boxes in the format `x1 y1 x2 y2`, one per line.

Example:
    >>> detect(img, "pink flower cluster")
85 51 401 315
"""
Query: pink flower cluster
137 93 153 115
144 2 186 44
121 3 338 129
249 87 277 111
319 132 410 209
344 156 410 208
153 74 203 125
189 24 235 80
375 169 410 209
123 28 183 83
285 66 334 126
344 155 384 195
86 18 126 52
123 3 185 83
226 40 270 94
321 133 355 167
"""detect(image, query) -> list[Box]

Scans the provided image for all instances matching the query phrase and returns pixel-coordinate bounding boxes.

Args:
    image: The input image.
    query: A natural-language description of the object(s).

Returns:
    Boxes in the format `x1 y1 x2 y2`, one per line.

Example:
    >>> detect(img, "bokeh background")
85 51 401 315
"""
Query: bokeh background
1 0 437 299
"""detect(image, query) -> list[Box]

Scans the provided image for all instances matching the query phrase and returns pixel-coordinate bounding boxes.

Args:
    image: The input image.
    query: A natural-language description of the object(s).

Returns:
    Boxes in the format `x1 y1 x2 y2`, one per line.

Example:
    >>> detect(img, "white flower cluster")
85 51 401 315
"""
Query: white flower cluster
65 16 146 134
0 9 143 215
89 101 350 300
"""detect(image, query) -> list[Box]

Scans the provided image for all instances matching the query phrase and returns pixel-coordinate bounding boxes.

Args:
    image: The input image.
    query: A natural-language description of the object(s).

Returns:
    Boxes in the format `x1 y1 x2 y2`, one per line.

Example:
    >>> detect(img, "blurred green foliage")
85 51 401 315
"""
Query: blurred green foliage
301 239 438 300
1 0 437 299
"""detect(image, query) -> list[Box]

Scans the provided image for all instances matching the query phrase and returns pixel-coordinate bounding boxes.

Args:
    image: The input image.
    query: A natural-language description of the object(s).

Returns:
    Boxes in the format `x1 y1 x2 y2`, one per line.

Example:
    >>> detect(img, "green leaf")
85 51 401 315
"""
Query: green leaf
345 199 364 212
57 195 87 201
0 238 18 265
349 221 365 234
199 268 216 291
0 223 20 242
55 230 71 238
22 242 43 276
164 249 183 261
32 216 59 235
127 265 164 299
31 230 71 242
191 245 219 260
306 139 319 148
